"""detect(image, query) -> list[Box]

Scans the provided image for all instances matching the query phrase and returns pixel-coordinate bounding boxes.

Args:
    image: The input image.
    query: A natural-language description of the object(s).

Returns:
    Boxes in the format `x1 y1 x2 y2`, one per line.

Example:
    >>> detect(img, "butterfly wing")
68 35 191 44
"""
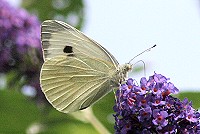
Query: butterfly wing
41 20 119 66
40 20 119 113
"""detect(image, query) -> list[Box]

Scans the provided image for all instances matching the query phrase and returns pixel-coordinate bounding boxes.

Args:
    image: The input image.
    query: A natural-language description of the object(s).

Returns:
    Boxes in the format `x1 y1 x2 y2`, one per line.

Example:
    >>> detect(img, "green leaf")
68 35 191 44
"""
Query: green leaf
22 0 85 29
37 104 99 134
39 120 98 134
0 90 40 133
0 89 99 133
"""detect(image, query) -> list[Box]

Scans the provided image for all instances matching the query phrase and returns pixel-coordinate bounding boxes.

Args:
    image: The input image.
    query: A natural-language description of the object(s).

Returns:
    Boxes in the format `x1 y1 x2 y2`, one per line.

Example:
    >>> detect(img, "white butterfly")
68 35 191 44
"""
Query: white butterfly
40 20 143 113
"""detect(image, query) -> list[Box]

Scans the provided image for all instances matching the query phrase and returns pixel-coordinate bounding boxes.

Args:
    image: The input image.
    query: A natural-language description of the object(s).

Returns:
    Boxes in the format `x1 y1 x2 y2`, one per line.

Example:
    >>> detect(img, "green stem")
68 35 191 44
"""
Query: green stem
81 107 111 134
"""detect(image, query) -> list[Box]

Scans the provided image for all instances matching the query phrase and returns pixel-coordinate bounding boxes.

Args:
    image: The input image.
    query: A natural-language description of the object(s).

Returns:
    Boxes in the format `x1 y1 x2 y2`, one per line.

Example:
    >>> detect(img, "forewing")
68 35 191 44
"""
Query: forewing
40 55 117 113
41 20 119 68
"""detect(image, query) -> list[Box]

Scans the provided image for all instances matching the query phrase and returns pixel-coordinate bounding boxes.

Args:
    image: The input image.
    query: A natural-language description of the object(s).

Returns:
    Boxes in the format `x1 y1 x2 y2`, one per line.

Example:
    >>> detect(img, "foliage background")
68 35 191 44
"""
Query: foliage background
0 0 200 134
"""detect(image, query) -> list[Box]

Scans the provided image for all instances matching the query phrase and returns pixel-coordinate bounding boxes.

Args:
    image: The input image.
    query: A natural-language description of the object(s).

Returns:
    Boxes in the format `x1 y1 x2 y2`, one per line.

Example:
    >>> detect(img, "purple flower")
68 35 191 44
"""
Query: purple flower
152 109 168 128
0 0 44 102
138 77 150 95
151 96 166 106
186 110 198 123
136 94 151 107
152 84 162 96
114 72 200 133
153 72 169 83
138 107 152 122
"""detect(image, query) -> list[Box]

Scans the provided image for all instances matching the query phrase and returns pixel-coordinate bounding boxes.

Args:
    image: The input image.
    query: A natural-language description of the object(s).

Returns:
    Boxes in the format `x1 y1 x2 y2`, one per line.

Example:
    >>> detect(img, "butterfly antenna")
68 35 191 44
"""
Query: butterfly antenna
128 44 156 64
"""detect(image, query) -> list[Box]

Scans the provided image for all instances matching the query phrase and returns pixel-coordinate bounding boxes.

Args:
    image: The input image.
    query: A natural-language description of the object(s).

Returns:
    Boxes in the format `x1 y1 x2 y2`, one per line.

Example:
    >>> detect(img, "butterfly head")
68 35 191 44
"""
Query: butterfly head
113 63 132 84
121 63 132 74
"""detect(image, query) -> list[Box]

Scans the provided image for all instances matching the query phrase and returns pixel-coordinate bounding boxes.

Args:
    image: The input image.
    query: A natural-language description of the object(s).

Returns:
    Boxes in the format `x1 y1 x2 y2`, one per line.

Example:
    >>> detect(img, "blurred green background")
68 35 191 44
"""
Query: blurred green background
0 0 200 134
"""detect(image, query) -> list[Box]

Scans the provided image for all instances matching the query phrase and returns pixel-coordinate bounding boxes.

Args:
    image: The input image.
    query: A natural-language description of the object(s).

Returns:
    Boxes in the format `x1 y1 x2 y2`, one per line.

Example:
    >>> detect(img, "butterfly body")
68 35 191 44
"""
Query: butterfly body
40 20 131 113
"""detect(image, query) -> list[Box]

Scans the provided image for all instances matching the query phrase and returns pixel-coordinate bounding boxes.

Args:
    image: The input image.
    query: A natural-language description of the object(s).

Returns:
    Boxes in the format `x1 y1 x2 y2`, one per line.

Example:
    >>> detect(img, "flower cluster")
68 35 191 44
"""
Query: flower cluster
0 0 44 101
114 72 200 134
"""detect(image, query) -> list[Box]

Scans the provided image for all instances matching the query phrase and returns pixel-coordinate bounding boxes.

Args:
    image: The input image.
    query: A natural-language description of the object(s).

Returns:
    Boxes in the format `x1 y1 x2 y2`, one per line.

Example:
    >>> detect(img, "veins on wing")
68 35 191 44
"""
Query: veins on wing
59 78 109 111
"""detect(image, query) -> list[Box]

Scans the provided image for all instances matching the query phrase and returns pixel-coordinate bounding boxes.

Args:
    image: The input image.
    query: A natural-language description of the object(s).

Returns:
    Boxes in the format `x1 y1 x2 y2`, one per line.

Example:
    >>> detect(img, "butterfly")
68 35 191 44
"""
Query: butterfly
40 20 155 113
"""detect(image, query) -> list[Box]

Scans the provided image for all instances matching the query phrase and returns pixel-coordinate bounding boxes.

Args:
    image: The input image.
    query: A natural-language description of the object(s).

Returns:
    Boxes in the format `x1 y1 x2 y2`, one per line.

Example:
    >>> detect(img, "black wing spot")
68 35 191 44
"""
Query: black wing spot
63 46 74 56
